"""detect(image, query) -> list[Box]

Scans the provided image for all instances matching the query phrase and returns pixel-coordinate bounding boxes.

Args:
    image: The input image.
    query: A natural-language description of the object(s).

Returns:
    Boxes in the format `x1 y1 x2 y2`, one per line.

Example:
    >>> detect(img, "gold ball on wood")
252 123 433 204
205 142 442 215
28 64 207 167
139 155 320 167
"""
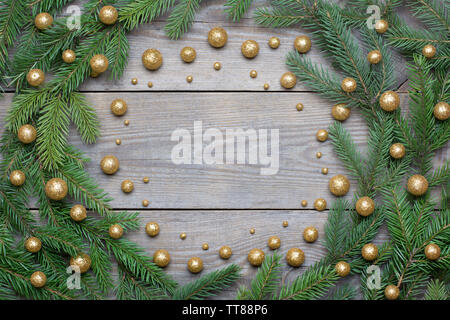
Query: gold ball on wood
296 103 304 111
424 243 440 260
268 37 280 49
208 27 228 48
34 13 53 30
314 198 327 211
70 253 91 273
280 72 297 89
62 49 76 63
45 178 68 201
219 246 232 259
241 40 259 58
294 35 311 53
267 236 281 250
180 47 196 63
250 70 257 78
433 101 450 121
26 69 45 87
329 174 350 196
213 62 221 70
109 224 124 239
145 221 160 237
355 196 375 217
389 143 406 159
90 54 109 73
316 129 328 142
379 90 400 112
263 83 270 90
361 243 378 261
100 155 119 175
142 199 149 207
301 200 308 207
10 170 25 186
154 249 170 267
335 261 350 277
286 248 305 267
248 248 265 266
30 271 47 288
180 232 187 240
202 243 209 250
121 180 134 193
407 174 428 196
321 167 328 175
331 103 350 121
303 226 318 243
18 124 37 144
99 5 118 25
187 257 203 273
25 237 42 253
70 204 87 222
186 75 193 83
110 98 127 116
131 78 138 85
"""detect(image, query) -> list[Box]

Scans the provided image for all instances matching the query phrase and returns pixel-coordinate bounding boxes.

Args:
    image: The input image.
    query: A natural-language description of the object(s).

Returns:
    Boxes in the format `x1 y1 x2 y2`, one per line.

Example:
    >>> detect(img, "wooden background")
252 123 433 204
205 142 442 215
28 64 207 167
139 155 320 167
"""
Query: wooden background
1 0 447 299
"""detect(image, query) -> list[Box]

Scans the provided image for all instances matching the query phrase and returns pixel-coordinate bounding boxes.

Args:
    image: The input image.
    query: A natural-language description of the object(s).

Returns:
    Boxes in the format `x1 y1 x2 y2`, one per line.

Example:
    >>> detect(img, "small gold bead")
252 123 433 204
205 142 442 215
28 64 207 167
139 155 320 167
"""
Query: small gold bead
282 220 288 227
301 200 308 207
147 81 153 88
316 152 322 159
264 83 269 90
249 228 255 234
124 120 130 126
186 75 193 83
142 199 149 207
250 70 257 78
180 232 187 240
131 78 138 85
202 243 209 250
296 103 304 111
115 139 121 145
321 167 329 175
214 62 221 70
143 177 150 183
316 129 328 142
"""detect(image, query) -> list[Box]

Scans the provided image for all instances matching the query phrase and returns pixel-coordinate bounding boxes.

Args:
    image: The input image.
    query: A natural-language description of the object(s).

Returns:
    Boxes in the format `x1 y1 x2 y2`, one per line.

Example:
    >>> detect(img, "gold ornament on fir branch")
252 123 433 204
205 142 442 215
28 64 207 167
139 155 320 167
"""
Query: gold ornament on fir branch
70 204 87 222
286 248 304 267
407 174 428 196
26 69 45 87
25 237 42 253
329 174 350 196
121 180 134 193
424 243 440 260
30 271 47 288
335 261 350 277
375 19 389 34
268 37 280 49
379 90 400 112
70 253 92 273
361 243 378 261
316 129 328 142
62 49 76 63
110 98 127 116
422 44 436 58
314 198 326 211
34 13 53 30
99 5 118 25
145 221 160 237
154 249 171 267
341 77 356 92
90 54 109 73
303 226 318 243
248 248 265 266
389 143 406 159
267 236 281 250
355 196 375 217
208 27 228 48
384 285 399 300
109 224 124 239
294 35 311 53
180 46 196 63
10 170 25 186
45 178 68 201
187 257 203 273
219 246 232 259
100 155 119 175
367 50 382 64
433 101 450 121
280 72 297 89
241 40 259 58
331 103 350 121
18 124 37 144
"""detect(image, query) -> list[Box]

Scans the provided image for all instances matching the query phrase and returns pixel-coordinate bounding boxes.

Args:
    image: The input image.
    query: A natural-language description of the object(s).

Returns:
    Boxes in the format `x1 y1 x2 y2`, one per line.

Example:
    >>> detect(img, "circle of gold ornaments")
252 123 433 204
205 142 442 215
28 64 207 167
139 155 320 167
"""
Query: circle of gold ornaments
99 5 118 25
70 204 87 222
109 224 124 239
208 27 228 48
248 248 265 266
30 271 47 288
335 261 350 277
303 226 318 243
341 77 357 92
267 236 281 250
384 285 399 300
361 243 378 261
110 98 127 116
45 178 68 201
180 47 196 63
70 253 91 273
90 54 109 73
424 243 440 260
332 103 350 121
280 72 297 89
329 174 350 196
422 44 436 58
100 155 119 175
407 174 428 196
18 124 37 144
389 143 406 159
25 237 42 253
27 69 45 87
433 101 450 121
62 49 76 63
241 40 259 59
187 257 203 273
219 246 232 259
154 249 170 267
286 248 305 267
294 35 311 53
142 49 163 70
379 90 400 112
10 170 25 186
356 196 375 217
268 37 280 49
145 221 160 237
35 13 53 30
121 179 134 194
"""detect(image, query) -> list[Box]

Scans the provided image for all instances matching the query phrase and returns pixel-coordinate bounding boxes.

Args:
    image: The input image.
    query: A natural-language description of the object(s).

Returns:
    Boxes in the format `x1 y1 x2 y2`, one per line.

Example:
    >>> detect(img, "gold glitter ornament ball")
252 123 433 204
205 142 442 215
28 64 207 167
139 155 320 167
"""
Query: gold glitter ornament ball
186 75 193 83
110 98 127 116
70 253 91 273
407 174 428 196
70 204 87 222
241 40 259 59
25 237 42 253
62 49 76 63
202 243 209 250
328 174 350 196
355 196 375 217
180 47 196 63
331 103 350 121
142 199 149 207
303 226 318 243
10 170 25 186
30 271 47 288
219 246 232 259
143 176 150 183
145 221 160 237
321 167 329 175
109 224 124 239
18 124 37 144
268 37 280 49
45 178 68 201
314 198 327 211
375 19 389 34
121 180 134 193
422 44 436 58
248 248 265 266
301 200 308 207
384 285 399 300
282 220 289 227
208 27 228 48
26 69 45 87
99 5 118 25
379 90 400 112
154 249 170 267
367 50 382 64
249 228 255 234
263 83 270 90
214 62 221 70
267 236 281 250
389 143 406 159
286 248 305 267
35 13 53 30
433 101 450 121
296 103 304 111
250 70 257 78
294 35 311 53
100 155 119 175
341 77 356 92
316 129 328 142
361 243 378 261
424 243 440 260
90 54 109 73
335 261 350 277
316 152 322 159
187 257 203 273
142 49 163 71
180 232 187 240
131 78 138 85
280 72 297 89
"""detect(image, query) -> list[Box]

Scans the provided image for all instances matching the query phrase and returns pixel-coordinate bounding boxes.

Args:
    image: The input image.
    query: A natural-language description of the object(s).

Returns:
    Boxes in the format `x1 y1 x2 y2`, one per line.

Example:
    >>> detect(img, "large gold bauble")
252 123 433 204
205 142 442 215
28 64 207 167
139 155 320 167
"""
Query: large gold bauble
99 5 118 25
314 198 327 211
100 155 119 175
110 98 127 116
142 49 163 71
422 44 436 58
361 243 378 261
219 246 232 259
145 221 160 237
30 271 47 288
280 72 297 89
379 90 400 112
25 237 42 253
433 101 450 121
35 13 53 30
18 124 37 144
109 224 124 239
286 248 305 267
10 170 25 186
70 204 87 222
389 143 406 159
180 47 196 63
341 77 356 92
268 37 280 49
329 174 350 196
121 180 134 193
424 243 441 260
303 226 318 243
187 257 203 273
267 236 281 250
335 261 350 277
154 249 170 267
331 103 350 121
70 253 92 273
241 40 259 58
367 50 382 64
355 196 375 217
248 248 265 266
45 178 68 201
62 49 76 63
208 27 228 48
26 69 45 87
316 129 328 142
384 285 399 300
407 174 428 196
294 35 311 53
375 19 389 34
90 54 109 73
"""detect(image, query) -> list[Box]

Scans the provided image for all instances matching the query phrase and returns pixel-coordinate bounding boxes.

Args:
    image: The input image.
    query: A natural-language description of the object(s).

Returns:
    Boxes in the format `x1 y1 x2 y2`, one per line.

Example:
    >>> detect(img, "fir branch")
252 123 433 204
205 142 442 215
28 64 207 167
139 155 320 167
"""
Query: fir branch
68 92 100 144
424 278 448 300
409 0 450 34
225 0 253 22
324 199 351 261
165 0 202 40
328 284 357 300
249 252 282 300
119 0 176 31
